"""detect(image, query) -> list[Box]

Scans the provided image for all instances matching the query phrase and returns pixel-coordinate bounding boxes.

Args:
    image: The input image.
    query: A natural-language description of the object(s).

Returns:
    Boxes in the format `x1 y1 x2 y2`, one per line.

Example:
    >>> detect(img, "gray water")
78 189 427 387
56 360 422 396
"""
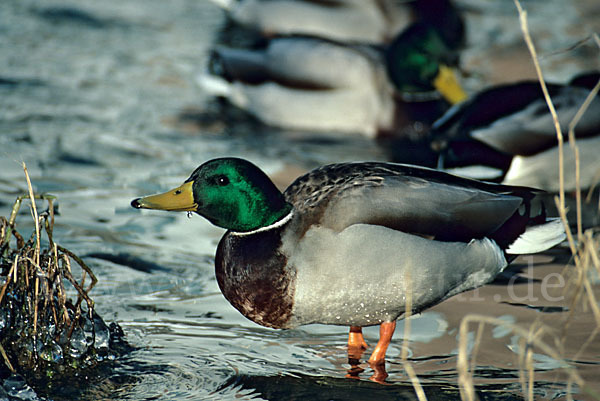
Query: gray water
1 0 599 399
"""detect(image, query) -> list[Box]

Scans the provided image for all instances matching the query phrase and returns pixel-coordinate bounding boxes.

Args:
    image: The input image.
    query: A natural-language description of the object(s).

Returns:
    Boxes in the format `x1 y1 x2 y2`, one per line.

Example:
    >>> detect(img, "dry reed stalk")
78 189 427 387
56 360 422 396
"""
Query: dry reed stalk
400 272 427 401
468 322 484 376
587 232 600 273
23 162 42 335
525 337 533 401
513 1 566 208
566 72 600 241
402 363 427 401
571 326 599 366
34 276 39 335
574 147 582 241
0 343 15 373
23 163 40 274
457 319 475 401
0 255 18 305
401 272 413 362
516 322 545 400
581 244 600 325
516 335 526 397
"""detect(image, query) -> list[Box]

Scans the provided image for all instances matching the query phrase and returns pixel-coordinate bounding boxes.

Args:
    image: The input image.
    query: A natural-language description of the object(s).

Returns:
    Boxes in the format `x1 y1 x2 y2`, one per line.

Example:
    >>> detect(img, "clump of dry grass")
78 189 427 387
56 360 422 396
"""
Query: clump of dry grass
455 2 600 400
0 163 124 383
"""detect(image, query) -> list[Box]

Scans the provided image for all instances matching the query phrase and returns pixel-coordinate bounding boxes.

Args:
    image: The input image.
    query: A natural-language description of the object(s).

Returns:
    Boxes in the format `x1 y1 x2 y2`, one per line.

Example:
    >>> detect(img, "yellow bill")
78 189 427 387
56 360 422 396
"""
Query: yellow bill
433 65 468 104
131 181 197 211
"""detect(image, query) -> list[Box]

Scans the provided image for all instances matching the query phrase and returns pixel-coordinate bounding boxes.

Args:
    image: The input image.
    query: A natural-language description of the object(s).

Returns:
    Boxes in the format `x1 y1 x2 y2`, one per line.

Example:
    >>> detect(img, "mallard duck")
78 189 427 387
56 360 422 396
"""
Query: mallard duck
131 158 565 373
199 23 466 137
210 0 463 45
432 72 600 191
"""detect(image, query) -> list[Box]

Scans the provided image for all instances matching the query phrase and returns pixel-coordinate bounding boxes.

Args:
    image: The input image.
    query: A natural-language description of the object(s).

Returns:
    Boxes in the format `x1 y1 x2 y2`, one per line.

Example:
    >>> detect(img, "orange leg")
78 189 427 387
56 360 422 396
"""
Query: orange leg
347 326 367 365
348 326 368 350
346 326 367 379
367 321 397 365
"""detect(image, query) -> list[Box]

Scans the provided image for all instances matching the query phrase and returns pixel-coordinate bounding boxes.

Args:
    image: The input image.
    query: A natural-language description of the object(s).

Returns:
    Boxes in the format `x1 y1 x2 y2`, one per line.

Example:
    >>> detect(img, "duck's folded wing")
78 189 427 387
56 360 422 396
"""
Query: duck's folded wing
471 85 600 156
212 38 377 89
433 82 600 156
320 176 525 241
266 38 381 89
431 82 546 140
284 163 532 241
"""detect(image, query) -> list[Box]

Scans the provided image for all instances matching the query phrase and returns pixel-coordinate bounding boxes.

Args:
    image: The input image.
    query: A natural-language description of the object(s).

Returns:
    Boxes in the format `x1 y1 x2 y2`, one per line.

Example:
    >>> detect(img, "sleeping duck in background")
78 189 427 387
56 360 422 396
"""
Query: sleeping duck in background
209 0 464 46
198 22 466 137
432 71 600 191
132 158 565 381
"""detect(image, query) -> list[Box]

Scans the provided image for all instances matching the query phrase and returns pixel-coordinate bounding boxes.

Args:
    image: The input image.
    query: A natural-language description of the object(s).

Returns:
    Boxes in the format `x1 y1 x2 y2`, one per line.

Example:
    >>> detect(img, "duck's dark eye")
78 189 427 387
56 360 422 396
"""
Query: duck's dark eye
216 175 229 186
175 189 182 195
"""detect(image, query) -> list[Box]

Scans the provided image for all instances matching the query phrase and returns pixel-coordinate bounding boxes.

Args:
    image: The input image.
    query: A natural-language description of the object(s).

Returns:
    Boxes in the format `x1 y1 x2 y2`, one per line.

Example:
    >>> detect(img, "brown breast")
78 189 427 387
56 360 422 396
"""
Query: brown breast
215 229 295 329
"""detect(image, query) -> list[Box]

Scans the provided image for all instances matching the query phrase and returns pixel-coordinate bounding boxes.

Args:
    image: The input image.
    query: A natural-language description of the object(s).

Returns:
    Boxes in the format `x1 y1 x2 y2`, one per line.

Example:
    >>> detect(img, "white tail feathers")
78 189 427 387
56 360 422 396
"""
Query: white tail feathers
505 218 566 255
196 74 249 108
206 0 234 10
196 73 232 97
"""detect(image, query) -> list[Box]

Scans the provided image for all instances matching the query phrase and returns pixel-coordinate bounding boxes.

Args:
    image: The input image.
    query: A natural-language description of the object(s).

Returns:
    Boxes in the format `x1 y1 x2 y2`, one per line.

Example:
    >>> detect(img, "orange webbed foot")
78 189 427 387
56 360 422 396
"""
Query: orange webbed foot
368 360 389 384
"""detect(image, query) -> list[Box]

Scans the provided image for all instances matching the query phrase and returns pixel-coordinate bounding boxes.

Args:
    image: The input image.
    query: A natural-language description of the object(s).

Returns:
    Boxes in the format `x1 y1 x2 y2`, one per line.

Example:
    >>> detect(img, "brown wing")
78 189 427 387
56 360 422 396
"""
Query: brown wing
284 162 538 241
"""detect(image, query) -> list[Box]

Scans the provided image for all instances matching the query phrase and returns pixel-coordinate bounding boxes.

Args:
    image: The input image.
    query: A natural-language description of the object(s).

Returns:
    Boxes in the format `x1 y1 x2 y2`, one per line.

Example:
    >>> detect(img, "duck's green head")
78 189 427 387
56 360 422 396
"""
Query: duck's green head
131 158 292 232
386 23 467 104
